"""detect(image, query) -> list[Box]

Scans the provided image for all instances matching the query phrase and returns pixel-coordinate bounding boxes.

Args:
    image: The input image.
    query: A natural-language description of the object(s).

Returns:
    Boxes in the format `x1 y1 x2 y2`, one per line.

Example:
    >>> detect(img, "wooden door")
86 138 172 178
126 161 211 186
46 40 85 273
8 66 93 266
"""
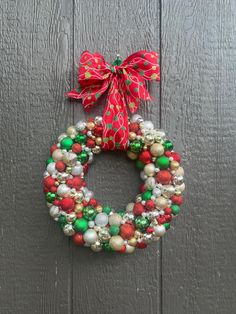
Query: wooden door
1 1 235 313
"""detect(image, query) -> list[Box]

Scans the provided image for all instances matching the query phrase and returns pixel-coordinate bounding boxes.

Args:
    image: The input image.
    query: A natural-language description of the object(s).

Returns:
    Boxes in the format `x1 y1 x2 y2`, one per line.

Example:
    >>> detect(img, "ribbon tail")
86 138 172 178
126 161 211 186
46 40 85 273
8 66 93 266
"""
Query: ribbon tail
101 77 129 151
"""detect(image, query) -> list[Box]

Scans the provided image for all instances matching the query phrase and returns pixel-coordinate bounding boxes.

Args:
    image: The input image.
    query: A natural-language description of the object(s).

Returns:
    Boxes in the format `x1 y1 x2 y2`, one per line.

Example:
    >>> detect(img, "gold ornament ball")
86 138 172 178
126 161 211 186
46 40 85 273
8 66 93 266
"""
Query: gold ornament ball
127 150 138 160
175 166 184 176
91 242 102 252
95 137 102 145
87 122 95 130
96 205 103 213
134 230 142 238
144 163 155 177
52 149 64 161
75 204 83 213
128 237 137 247
66 126 77 138
108 213 122 226
150 143 164 157
109 235 124 251
170 160 179 170
129 132 137 141
155 196 168 210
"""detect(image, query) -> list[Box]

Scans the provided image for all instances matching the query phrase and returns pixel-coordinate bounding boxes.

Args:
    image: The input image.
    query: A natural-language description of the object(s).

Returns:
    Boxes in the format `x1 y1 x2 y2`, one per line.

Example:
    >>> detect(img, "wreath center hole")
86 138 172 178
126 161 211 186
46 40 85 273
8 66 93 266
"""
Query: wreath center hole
87 151 141 211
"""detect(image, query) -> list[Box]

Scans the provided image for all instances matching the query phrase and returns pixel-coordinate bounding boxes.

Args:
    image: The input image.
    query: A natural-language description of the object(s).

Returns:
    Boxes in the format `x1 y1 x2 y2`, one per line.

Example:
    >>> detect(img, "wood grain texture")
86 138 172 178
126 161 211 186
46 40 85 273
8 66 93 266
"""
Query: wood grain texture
1 0 236 313
0 0 73 313
72 1 161 314
161 1 236 313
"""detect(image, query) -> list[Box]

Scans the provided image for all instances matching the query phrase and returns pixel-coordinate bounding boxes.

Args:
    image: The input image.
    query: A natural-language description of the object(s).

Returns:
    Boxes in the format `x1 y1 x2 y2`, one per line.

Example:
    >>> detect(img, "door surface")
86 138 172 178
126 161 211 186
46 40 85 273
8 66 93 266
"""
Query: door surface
0 1 235 314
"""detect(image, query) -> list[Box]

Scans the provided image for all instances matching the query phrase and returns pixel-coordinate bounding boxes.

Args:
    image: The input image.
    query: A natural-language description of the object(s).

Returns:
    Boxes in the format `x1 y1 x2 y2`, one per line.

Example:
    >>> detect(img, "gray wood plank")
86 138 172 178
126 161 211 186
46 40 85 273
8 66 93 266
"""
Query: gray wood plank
72 1 161 314
0 1 73 313
161 1 236 313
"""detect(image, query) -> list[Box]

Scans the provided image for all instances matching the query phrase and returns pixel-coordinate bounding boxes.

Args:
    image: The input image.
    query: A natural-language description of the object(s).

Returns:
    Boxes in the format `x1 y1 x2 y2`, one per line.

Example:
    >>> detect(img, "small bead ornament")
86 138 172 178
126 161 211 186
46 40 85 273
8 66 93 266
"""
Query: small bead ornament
43 114 185 253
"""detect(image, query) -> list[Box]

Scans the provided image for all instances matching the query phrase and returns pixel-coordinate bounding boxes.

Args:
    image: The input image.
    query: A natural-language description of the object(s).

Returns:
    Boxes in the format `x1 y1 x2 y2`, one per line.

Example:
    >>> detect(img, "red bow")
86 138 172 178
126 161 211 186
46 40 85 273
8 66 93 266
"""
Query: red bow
67 50 160 150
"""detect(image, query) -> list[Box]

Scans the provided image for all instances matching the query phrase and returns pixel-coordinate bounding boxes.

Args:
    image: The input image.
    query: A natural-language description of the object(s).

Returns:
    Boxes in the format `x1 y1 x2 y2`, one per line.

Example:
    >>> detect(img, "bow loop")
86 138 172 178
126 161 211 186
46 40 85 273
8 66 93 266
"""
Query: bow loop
67 50 160 150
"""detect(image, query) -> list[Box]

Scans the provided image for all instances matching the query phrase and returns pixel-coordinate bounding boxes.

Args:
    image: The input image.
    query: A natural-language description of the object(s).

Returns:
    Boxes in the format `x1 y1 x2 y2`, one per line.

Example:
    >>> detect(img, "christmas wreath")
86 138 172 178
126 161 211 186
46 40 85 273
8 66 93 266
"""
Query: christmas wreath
43 51 185 253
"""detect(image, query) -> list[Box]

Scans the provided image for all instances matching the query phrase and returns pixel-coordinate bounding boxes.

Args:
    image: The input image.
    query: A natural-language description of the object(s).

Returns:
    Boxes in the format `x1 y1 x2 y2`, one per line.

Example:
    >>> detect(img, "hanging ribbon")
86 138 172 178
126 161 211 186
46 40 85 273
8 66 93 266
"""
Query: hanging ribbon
67 50 160 150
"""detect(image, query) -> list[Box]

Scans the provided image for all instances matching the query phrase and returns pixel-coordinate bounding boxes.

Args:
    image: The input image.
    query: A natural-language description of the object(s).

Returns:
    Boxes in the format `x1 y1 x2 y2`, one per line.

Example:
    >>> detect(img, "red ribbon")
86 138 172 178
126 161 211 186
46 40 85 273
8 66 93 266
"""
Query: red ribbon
67 50 160 150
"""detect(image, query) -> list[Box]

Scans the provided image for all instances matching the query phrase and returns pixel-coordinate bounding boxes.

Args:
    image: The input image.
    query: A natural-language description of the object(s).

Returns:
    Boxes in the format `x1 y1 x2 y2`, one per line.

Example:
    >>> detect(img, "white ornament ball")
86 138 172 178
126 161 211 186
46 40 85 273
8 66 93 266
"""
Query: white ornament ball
130 114 143 123
145 177 156 189
62 152 77 166
155 196 168 209
153 225 166 237
58 133 67 142
152 187 162 197
141 120 154 130
91 242 102 252
49 205 60 219
140 171 147 180
75 121 86 131
108 213 122 226
47 162 57 175
144 163 155 177
95 213 109 227
63 224 75 236
83 229 98 245
56 184 71 197
71 165 83 176
125 244 136 254
109 235 124 251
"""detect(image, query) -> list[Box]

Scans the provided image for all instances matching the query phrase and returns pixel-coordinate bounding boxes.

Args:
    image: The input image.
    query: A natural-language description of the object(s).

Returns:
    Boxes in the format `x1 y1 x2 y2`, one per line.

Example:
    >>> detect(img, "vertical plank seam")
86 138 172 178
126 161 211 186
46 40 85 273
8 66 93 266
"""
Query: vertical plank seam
159 1 163 314
70 1 75 314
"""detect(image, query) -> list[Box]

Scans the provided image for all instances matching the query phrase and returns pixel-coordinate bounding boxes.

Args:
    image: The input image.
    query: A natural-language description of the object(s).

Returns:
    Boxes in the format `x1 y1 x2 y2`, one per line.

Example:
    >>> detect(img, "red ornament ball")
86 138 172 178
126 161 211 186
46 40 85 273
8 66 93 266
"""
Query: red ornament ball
136 242 147 249
145 199 155 211
133 203 145 216
72 143 82 153
129 122 139 132
87 139 96 148
120 223 135 239
73 233 84 246
139 151 152 164
165 207 172 215
55 161 66 172
50 144 58 154
44 176 56 188
156 170 172 184
60 198 75 212
171 195 183 205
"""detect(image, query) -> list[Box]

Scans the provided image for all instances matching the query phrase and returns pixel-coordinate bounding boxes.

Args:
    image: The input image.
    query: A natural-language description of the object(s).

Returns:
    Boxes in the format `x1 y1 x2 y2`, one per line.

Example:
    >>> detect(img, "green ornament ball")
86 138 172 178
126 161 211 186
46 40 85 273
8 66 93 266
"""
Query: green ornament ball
135 216 149 231
164 222 170 230
109 225 120 236
117 209 125 217
136 159 145 170
73 218 88 233
46 192 56 203
58 215 67 229
102 242 114 252
75 134 87 144
142 190 152 201
60 136 74 150
163 140 174 151
171 204 180 215
77 151 88 164
103 206 112 215
130 139 143 153
155 156 170 169
46 157 54 165
83 206 96 220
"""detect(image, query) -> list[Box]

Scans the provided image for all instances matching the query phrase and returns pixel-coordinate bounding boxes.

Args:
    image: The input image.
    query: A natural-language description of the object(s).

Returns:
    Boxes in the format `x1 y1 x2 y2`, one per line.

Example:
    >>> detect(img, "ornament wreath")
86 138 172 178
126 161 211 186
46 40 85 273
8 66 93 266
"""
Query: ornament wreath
43 114 185 253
